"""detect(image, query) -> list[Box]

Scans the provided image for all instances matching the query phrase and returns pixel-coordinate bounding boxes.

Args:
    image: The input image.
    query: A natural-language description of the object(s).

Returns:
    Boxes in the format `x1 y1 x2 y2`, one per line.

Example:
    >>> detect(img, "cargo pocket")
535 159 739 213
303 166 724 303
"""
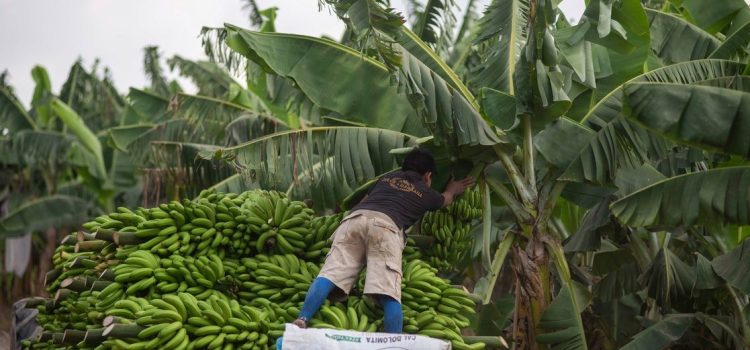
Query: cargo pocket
372 219 401 252
385 259 403 302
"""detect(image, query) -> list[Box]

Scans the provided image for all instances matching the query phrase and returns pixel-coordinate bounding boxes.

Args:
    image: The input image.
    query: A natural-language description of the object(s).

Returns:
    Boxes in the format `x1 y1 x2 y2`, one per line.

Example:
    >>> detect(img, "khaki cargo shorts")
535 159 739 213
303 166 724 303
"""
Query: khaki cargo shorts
318 210 405 303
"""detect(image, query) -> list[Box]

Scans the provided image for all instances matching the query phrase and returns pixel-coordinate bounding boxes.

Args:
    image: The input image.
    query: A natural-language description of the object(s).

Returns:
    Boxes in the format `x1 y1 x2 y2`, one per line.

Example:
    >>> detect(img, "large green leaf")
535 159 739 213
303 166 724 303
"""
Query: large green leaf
410 0 456 57
564 198 611 252
639 247 696 310
172 93 287 140
480 87 517 130
399 49 501 147
538 60 746 184
582 59 746 128
579 0 652 95
710 21 750 59
143 46 172 98
400 29 476 103
469 0 529 94
127 88 170 122
712 238 750 293
9 130 75 168
225 28 418 131
167 56 235 97
535 116 663 185
592 249 642 302
210 126 418 211
673 0 748 34
539 242 591 350
0 195 92 238
611 167 750 227
694 253 722 290
0 86 35 132
108 124 156 152
646 9 720 64
59 60 125 133
120 119 191 164
321 0 406 70
224 26 499 147
50 99 107 179
619 314 693 350
622 82 750 158
150 141 237 197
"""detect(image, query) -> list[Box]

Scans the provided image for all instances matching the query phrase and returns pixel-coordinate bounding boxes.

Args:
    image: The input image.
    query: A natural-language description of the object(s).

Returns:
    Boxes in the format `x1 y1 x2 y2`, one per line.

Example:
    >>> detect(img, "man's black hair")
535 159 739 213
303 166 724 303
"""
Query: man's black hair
402 148 436 175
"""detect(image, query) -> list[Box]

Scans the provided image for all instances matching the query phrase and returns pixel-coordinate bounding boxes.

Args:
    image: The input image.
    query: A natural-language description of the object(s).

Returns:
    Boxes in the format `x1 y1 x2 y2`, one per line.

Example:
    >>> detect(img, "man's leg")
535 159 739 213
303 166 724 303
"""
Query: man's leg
294 213 367 327
294 277 336 327
376 294 403 333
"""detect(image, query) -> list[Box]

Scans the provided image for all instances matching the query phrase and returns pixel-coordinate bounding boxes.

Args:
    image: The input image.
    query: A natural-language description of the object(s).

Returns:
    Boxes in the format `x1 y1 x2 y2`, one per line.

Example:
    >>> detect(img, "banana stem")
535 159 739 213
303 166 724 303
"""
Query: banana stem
726 284 750 345
522 115 536 189
494 145 535 206
537 182 565 229
481 177 493 270
482 231 515 305
62 330 86 345
463 336 509 348
486 176 533 224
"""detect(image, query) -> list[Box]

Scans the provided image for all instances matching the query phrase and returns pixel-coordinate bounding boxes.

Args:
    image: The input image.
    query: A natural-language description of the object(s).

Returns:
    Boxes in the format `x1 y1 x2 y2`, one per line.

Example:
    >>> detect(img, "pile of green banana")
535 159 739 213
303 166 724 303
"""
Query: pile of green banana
419 187 482 272
303 214 341 262
237 190 315 255
352 259 481 349
23 189 486 350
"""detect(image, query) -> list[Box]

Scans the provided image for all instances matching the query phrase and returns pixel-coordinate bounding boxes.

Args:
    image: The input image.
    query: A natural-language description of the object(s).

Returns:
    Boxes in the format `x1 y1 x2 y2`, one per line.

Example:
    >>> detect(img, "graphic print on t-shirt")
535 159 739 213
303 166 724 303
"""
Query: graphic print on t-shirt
382 177 424 198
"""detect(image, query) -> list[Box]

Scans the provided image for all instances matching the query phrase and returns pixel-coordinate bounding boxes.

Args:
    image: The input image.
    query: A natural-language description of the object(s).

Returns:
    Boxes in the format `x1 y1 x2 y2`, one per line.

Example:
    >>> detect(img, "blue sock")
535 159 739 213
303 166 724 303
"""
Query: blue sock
298 277 336 320
377 295 403 333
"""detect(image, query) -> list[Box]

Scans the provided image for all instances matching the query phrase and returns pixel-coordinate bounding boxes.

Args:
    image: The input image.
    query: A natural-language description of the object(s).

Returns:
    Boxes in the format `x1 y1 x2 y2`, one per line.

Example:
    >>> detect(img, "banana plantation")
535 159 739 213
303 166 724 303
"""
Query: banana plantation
2 0 750 349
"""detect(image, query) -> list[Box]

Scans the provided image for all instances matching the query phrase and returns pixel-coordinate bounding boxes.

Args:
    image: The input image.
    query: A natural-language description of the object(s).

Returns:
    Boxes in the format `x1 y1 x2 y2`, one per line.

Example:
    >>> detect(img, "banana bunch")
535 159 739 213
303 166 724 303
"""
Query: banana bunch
46 236 118 292
419 186 481 272
150 254 228 299
36 290 102 333
399 260 480 349
303 213 343 262
447 186 482 221
404 310 485 350
240 191 313 254
309 300 380 332
233 254 319 305
111 250 160 297
403 237 422 261
81 206 150 233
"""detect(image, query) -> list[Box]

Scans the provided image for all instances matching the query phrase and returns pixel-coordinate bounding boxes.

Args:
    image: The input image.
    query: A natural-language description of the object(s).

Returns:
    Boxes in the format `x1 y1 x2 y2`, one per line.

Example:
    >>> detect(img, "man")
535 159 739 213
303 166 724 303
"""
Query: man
292 148 475 333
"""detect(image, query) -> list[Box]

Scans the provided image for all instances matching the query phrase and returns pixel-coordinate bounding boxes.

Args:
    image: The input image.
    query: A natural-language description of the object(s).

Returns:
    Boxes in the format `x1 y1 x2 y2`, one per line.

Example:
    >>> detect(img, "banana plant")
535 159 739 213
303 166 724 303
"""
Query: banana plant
199 0 750 348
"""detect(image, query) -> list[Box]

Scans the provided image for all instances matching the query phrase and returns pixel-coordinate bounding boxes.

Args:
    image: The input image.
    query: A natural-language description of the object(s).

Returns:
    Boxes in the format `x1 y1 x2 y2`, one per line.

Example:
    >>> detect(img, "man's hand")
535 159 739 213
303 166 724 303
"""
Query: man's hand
442 176 476 207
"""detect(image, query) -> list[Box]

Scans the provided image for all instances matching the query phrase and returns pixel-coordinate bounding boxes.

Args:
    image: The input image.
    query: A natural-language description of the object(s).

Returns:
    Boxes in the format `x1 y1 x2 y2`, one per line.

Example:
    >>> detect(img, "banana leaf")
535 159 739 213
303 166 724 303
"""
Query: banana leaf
536 60 746 185
0 86 35 132
639 247 696 311
621 82 750 158
646 9 720 65
0 195 91 238
50 99 107 180
223 25 500 149
209 126 418 211
540 242 591 350
712 238 750 293
469 0 530 94
611 166 750 228
619 314 693 350
710 21 750 59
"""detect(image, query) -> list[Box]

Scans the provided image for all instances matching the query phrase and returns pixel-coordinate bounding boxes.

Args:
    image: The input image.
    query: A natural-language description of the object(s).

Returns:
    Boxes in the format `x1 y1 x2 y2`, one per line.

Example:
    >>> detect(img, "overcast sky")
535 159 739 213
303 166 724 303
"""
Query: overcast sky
1 0 587 105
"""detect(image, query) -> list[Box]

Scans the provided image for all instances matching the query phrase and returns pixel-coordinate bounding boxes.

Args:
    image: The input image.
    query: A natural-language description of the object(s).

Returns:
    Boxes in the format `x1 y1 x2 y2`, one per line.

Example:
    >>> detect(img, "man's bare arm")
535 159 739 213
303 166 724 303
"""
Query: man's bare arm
441 176 476 208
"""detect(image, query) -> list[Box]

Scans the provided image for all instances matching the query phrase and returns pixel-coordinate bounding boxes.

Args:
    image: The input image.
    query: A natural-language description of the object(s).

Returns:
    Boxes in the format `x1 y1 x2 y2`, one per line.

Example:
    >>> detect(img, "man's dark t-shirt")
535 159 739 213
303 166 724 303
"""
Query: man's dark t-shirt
352 170 444 230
